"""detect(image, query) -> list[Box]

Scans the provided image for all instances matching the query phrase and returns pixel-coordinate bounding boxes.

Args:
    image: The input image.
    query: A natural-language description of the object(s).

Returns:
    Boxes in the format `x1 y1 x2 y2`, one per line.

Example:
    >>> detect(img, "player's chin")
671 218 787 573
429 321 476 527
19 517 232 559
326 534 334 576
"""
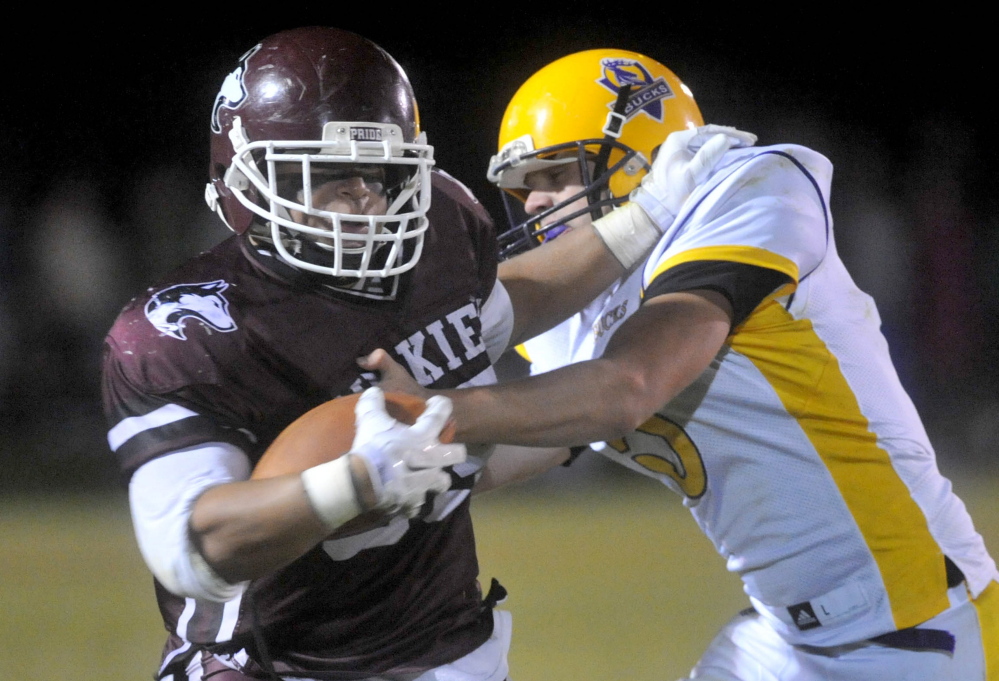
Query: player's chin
305 234 369 256
340 223 374 250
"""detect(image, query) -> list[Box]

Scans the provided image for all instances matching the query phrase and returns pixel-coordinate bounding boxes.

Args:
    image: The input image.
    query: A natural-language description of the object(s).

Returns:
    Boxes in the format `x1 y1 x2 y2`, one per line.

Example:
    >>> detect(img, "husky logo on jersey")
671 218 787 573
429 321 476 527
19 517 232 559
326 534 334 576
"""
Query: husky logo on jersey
210 44 261 133
597 58 673 123
145 280 238 341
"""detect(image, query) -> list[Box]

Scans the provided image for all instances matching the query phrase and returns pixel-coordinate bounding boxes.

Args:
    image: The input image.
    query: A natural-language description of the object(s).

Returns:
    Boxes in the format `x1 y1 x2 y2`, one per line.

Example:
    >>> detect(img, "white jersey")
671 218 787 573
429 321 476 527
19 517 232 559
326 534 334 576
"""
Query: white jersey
522 143 999 647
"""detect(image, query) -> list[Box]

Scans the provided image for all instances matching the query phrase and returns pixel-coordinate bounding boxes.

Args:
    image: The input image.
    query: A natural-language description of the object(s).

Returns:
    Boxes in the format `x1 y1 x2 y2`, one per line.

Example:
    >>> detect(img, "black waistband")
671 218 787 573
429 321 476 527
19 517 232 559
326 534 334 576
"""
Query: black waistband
869 627 955 654
945 555 965 589
796 624 956 657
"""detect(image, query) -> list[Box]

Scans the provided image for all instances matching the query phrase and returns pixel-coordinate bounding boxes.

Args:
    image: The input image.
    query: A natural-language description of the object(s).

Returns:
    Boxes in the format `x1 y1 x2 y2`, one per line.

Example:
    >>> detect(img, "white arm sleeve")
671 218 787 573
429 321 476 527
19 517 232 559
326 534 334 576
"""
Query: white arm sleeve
128 443 251 602
480 279 515 363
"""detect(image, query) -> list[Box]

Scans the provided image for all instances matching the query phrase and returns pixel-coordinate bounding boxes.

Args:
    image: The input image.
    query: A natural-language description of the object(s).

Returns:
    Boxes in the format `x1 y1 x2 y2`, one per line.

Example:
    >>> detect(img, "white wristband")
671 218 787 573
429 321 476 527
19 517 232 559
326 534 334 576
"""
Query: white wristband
591 202 662 269
300 456 364 531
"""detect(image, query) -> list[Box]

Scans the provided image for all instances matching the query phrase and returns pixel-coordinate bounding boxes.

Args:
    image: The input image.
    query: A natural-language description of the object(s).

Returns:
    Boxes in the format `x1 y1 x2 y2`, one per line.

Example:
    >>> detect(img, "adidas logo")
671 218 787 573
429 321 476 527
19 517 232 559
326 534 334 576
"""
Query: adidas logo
797 610 818 626
787 602 822 631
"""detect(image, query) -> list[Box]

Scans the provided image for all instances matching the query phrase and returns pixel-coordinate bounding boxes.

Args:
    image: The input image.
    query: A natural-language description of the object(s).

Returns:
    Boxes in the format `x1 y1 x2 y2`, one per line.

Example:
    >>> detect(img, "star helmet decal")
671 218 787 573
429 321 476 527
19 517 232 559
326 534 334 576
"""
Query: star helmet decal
597 57 675 123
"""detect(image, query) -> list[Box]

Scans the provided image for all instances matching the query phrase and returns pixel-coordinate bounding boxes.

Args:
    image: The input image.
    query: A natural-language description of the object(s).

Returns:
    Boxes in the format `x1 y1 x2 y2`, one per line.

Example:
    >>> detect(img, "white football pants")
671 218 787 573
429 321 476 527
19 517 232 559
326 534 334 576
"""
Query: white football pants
684 582 997 681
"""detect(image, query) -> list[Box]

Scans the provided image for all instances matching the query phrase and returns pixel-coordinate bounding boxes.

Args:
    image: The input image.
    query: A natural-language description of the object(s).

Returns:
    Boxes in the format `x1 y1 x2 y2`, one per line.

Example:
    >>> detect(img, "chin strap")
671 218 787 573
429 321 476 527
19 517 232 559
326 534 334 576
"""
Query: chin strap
594 84 633 170
585 85 633 221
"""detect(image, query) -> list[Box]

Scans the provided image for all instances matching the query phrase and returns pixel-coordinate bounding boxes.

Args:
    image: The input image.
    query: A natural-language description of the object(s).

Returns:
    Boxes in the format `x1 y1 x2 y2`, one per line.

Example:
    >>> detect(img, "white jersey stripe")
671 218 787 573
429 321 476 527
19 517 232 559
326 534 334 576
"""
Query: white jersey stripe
176 597 197 641
219 593 243 642
159 639 192 677
107 403 199 452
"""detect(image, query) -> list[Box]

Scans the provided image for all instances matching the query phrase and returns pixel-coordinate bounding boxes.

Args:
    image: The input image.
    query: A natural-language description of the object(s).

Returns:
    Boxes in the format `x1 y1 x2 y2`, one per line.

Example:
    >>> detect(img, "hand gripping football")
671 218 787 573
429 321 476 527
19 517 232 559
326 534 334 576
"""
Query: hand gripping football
251 392 456 479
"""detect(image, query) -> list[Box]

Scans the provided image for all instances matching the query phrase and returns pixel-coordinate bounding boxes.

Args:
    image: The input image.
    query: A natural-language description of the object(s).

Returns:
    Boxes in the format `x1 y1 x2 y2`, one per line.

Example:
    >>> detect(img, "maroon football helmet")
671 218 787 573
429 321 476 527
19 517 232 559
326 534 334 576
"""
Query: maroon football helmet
205 27 435 279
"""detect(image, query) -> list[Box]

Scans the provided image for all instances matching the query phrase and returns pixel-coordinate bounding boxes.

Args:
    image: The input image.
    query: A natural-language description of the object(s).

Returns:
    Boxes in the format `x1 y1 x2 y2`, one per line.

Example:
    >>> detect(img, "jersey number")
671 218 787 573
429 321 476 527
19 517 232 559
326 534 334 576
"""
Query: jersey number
608 414 707 498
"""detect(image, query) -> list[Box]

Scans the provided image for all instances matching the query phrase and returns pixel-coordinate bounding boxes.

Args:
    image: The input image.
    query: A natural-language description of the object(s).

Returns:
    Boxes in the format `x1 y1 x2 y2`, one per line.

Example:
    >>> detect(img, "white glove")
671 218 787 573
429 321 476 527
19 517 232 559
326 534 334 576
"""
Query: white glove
592 125 756 269
630 124 757 228
350 387 466 517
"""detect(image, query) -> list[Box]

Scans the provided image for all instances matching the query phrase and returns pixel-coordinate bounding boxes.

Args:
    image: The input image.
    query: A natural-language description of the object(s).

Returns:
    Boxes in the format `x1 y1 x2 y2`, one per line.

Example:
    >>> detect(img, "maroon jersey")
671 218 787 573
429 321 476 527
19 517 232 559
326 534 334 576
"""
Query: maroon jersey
102 171 500 679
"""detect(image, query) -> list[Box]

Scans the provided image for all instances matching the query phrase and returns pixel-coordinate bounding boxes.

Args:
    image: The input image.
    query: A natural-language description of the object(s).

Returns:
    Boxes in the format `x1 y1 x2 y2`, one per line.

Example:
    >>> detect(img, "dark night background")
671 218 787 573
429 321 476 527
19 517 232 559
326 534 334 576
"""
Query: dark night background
1 14 997 491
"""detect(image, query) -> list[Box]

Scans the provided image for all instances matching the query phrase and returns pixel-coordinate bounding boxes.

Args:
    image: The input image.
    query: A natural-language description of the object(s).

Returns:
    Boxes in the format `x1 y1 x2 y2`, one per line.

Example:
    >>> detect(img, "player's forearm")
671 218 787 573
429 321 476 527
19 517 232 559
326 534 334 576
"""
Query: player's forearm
447 293 733 447
444 358 651 447
190 475 333 583
474 445 571 494
500 223 625 347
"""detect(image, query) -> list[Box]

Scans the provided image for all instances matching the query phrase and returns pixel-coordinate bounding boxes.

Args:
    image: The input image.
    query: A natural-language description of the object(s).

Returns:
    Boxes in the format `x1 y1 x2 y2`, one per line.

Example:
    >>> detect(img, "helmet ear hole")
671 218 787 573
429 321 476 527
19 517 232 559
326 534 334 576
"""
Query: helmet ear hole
649 144 662 165
212 163 228 185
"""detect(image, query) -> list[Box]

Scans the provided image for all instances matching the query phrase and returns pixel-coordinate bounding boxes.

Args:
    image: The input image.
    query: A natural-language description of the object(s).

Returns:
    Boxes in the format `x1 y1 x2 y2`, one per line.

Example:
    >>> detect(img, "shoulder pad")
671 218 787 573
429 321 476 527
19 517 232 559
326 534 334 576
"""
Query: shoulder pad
431 169 493 226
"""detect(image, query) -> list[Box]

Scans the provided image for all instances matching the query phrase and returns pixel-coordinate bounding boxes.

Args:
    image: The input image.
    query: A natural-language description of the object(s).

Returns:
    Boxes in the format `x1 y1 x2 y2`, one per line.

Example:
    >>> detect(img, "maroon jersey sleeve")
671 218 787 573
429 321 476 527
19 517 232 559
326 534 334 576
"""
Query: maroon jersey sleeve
101 339 257 479
426 169 498 303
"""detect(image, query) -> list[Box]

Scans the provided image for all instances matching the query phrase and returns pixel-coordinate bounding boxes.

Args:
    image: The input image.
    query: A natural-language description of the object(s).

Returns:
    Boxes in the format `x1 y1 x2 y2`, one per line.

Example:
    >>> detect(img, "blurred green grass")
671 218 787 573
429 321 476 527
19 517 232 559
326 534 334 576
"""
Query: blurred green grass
2 471 996 681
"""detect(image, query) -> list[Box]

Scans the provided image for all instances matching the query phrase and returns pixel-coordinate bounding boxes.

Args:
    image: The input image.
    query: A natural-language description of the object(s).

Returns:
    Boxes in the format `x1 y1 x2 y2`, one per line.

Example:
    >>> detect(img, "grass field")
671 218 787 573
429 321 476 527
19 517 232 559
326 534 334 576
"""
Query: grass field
1 468 996 681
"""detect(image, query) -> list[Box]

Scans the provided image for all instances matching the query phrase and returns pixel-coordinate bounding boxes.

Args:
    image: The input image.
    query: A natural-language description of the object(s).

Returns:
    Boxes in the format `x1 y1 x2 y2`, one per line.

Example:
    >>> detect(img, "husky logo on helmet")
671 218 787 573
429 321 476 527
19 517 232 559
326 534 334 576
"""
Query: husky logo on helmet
210 45 261 134
145 280 238 341
597 58 674 123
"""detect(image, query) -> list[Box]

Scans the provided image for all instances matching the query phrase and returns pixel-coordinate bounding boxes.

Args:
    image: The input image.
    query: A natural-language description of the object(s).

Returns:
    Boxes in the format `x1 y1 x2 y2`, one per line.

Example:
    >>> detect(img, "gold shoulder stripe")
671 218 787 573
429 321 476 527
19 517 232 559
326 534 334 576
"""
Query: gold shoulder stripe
646 245 800 290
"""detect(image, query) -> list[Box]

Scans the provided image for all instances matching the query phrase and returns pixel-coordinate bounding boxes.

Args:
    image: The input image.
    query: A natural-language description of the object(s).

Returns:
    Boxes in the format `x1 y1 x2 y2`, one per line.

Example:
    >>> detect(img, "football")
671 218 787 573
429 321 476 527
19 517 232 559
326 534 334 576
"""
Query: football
251 391 455 479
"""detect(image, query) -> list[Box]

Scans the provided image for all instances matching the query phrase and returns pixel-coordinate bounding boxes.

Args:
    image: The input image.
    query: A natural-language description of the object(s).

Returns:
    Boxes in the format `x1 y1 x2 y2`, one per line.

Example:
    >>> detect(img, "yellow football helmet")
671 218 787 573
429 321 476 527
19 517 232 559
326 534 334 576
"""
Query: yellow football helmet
488 48 703 257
